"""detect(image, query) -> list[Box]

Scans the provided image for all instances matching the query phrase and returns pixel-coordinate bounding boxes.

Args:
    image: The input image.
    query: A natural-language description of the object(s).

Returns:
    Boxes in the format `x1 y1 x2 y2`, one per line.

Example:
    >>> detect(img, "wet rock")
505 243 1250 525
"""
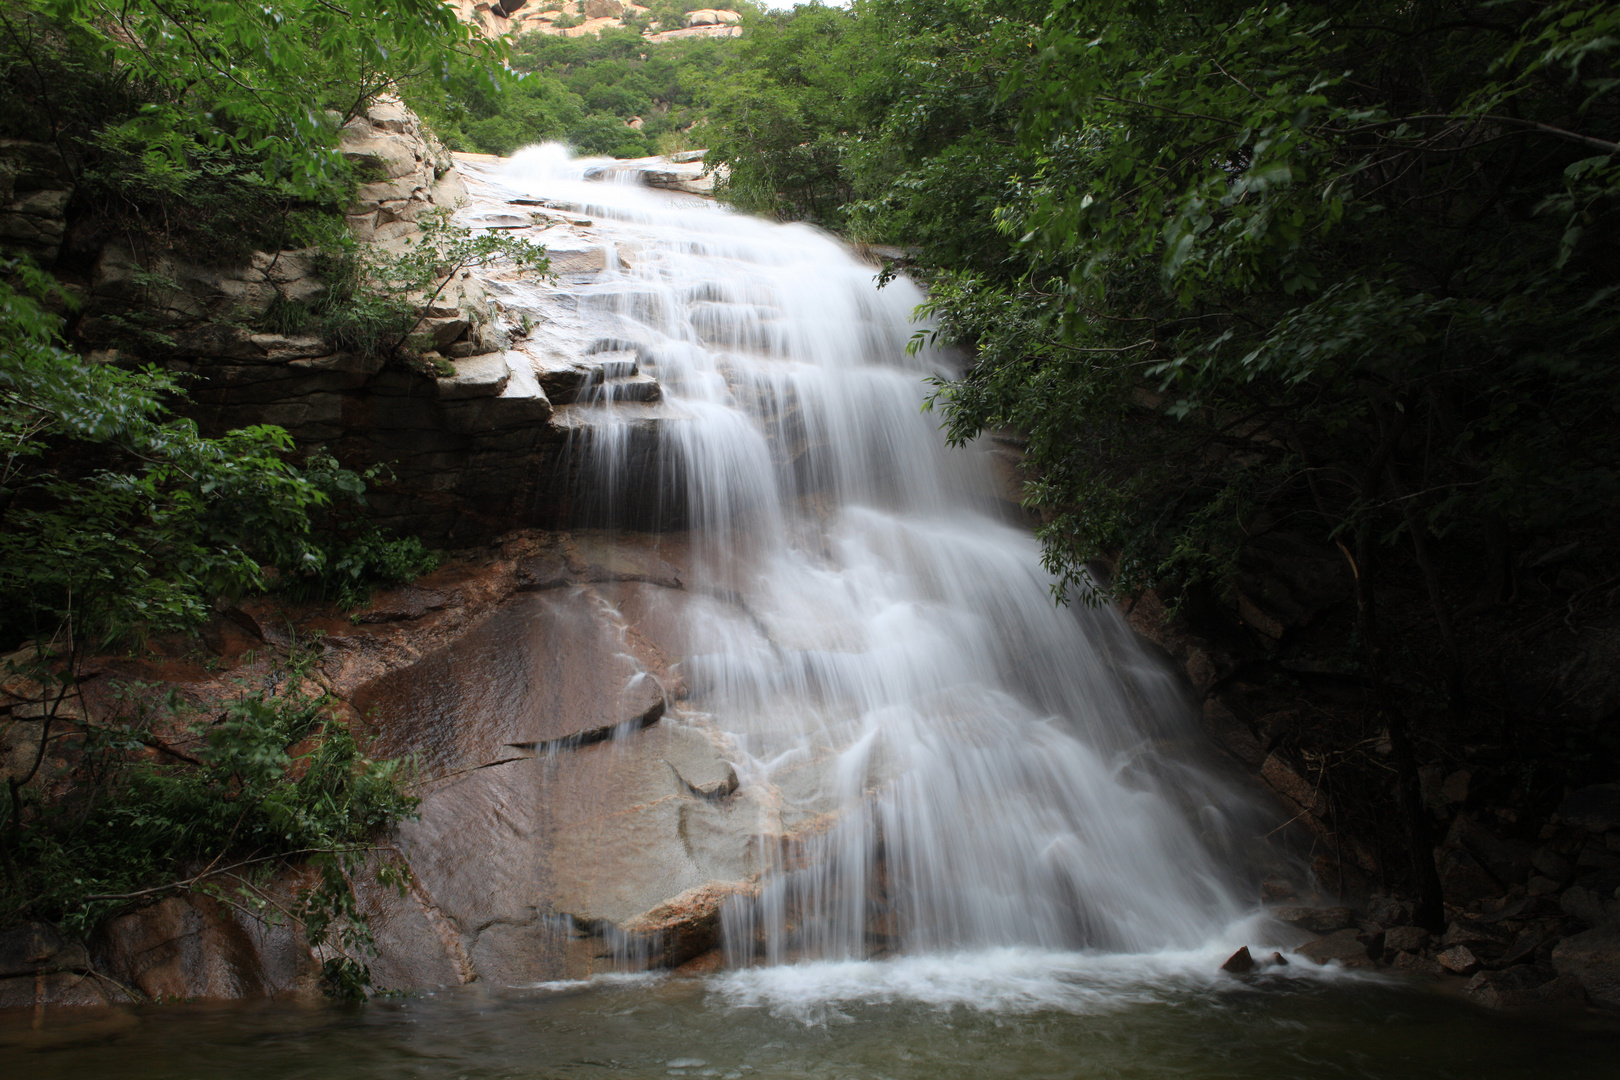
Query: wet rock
1498 924 1555 968
1560 785 1620 833
1560 885 1615 928
1273 906 1356 934
1220 946 1255 973
1443 919 1512 956
1298 929 1372 968
1527 875 1562 896
0 922 90 978
98 893 310 1001
1464 965 1587 1010
354 585 453 624
342 581 787 986
1261 754 1325 815
1365 895 1413 927
1436 945 1481 975
1446 815 1533 888
0 972 125 1011
1551 925 1620 1007
1383 925 1430 953
357 588 673 770
1392 950 1443 978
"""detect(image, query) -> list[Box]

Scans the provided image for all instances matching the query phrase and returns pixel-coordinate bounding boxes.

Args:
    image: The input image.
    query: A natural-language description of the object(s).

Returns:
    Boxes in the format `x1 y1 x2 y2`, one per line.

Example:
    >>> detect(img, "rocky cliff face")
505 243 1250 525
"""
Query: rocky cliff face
0 529 818 1010
0 139 73 264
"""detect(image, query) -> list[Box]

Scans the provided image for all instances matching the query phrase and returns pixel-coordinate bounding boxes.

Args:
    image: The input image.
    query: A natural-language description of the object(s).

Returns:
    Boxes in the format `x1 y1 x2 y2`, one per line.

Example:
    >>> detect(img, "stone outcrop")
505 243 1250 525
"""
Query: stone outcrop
0 139 74 264
448 0 740 41
684 8 740 26
97 892 316 1002
0 528 819 1013
338 532 781 985
57 102 591 545
0 922 129 1012
339 100 463 245
643 22 742 42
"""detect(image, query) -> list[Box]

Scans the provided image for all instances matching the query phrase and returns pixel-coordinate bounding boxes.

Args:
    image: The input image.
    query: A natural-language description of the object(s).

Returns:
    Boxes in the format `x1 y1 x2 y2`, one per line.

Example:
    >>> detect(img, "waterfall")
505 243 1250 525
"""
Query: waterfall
471 144 1268 967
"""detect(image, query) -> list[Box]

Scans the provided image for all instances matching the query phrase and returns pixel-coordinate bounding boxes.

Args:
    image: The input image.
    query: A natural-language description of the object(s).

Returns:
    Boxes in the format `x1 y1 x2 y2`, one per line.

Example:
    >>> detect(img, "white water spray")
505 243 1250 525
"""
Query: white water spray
473 144 1274 967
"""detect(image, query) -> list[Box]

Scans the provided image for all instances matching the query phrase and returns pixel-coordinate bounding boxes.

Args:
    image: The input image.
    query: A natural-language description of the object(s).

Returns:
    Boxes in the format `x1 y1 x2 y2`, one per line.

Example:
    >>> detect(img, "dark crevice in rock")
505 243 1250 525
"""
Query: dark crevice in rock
668 760 739 802
504 696 666 757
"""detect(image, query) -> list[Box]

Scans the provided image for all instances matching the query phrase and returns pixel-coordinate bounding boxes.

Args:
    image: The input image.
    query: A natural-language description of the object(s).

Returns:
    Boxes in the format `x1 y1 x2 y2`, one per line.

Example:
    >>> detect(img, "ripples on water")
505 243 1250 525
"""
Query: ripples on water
7 954 1617 1079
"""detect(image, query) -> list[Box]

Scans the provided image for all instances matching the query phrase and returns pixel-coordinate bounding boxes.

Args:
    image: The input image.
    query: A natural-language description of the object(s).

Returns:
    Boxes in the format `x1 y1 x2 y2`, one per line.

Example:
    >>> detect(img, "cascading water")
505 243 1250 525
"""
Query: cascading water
470 144 1275 969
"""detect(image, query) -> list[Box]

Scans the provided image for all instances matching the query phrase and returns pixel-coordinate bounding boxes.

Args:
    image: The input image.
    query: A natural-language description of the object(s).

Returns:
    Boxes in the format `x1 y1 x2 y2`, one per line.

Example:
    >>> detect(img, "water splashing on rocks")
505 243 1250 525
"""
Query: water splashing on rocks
452 143 1279 972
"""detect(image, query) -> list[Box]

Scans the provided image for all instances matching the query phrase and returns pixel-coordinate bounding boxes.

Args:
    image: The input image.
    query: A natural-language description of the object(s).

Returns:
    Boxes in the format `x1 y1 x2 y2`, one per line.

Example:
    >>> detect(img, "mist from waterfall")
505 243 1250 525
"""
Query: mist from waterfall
485 144 1274 966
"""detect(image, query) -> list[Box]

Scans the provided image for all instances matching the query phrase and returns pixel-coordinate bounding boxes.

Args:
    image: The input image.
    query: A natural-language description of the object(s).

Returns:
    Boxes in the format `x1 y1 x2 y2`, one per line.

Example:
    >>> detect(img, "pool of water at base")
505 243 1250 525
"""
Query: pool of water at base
5 950 1617 1080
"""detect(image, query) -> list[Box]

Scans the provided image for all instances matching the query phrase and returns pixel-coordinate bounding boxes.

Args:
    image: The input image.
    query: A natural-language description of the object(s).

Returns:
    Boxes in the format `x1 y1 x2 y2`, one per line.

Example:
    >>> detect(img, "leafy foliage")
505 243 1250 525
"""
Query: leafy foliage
1 648 418 997
8 0 500 197
415 17 767 158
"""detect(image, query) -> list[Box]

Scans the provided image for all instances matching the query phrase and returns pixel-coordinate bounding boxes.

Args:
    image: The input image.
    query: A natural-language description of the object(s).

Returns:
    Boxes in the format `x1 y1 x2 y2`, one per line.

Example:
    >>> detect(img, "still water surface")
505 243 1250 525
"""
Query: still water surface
7 950 1617 1079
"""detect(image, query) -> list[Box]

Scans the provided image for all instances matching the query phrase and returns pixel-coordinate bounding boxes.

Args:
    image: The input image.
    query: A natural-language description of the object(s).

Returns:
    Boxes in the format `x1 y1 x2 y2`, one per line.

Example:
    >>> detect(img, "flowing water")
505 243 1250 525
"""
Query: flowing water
484 144 1272 964
12 148 1615 1075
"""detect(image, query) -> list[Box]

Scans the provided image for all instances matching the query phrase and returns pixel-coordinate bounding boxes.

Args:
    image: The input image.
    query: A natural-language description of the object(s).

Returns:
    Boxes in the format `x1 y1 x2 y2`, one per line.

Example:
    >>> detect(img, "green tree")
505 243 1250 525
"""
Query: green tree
6 0 503 195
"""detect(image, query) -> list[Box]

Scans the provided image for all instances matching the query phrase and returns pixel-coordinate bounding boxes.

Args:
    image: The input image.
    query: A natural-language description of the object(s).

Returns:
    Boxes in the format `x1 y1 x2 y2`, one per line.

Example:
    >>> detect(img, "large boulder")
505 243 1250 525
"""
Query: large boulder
1464 965 1587 1010
345 579 799 986
1297 928 1372 968
0 922 90 979
1552 925 1620 1007
97 891 315 1001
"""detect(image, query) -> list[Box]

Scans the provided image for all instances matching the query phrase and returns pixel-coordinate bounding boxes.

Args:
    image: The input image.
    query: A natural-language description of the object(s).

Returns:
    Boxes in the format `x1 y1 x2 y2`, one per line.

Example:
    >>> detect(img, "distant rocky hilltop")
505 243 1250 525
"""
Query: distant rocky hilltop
449 0 744 41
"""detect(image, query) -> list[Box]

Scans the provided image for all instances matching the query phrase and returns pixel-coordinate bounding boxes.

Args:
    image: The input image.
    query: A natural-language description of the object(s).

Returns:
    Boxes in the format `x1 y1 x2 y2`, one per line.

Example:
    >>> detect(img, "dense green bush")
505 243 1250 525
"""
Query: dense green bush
1 646 418 998
0 0 512 992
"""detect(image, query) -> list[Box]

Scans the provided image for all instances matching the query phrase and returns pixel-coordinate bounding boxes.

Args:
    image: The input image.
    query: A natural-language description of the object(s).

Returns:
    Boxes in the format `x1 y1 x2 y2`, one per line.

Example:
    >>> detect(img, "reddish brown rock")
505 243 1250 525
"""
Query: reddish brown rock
1383 926 1430 953
1298 929 1372 968
1220 946 1255 973
1436 945 1481 975
97 893 312 1001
